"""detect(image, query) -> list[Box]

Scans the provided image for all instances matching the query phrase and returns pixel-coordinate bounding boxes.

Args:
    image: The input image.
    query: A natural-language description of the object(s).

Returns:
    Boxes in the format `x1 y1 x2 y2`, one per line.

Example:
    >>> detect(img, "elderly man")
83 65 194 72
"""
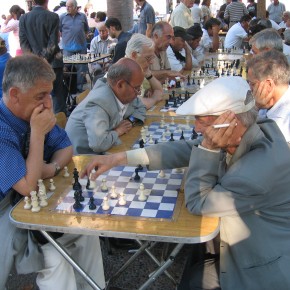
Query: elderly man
279 11 290 29
65 58 146 155
166 26 193 72
60 0 89 92
0 55 105 290
81 76 290 290
247 49 290 142
170 0 195 29
224 14 251 49
267 0 286 24
150 21 184 83
125 33 163 109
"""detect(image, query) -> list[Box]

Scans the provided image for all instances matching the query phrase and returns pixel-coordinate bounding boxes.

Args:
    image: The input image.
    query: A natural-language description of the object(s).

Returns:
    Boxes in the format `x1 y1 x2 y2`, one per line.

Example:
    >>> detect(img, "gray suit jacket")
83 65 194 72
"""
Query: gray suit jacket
66 78 146 154
144 119 290 289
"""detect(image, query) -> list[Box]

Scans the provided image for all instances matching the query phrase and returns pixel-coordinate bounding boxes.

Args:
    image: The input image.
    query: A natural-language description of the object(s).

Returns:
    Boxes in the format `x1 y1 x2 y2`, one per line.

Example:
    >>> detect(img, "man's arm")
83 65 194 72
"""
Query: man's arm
19 15 32 53
181 42 193 72
146 23 153 38
151 69 185 83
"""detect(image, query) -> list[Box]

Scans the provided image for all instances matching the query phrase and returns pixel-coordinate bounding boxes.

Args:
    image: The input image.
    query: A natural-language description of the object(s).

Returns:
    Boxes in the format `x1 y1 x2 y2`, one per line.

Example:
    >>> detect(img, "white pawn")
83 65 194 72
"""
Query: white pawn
118 192 126 206
30 191 40 212
148 134 154 144
138 183 147 201
49 179 56 191
89 169 96 189
101 179 108 192
160 119 165 128
63 166 70 177
158 170 166 178
170 117 175 125
39 190 48 207
38 179 46 196
161 132 167 142
24 196 32 210
110 185 118 199
102 196 110 211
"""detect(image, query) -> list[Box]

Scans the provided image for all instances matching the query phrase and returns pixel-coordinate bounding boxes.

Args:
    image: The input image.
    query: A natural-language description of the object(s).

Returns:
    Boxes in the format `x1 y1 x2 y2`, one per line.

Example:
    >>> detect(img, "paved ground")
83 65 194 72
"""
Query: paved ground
6 240 192 290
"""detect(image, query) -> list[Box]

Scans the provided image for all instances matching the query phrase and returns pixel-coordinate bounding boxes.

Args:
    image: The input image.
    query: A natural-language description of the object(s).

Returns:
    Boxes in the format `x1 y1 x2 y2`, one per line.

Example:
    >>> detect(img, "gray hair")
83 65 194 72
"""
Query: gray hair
125 33 154 57
247 49 290 85
2 54 55 95
151 21 170 38
249 28 283 52
67 0 77 8
107 61 133 85
236 107 258 128
283 11 290 18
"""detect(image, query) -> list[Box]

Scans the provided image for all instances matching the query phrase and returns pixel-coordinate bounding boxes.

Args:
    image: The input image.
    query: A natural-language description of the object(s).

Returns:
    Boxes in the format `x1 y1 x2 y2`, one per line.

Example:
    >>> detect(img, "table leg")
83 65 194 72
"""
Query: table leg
40 231 103 290
138 243 185 290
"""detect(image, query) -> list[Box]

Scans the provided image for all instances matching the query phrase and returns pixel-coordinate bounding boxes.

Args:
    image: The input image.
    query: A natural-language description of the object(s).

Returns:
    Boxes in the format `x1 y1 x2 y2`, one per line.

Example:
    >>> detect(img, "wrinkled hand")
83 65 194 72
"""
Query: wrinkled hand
201 111 239 150
252 81 274 109
115 120 133 136
30 104 56 137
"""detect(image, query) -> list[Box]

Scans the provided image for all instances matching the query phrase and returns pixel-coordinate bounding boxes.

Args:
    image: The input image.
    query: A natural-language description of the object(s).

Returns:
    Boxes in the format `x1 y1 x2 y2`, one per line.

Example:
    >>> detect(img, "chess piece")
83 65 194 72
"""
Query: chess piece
49 179 56 191
191 128 198 140
63 166 70 177
118 192 126 206
139 139 145 148
101 179 108 192
88 169 96 189
185 116 190 129
30 191 41 212
37 179 46 196
38 189 48 207
165 128 171 136
160 119 165 128
170 117 175 125
102 196 110 211
73 191 82 210
158 170 165 178
24 196 32 210
89 197 96 210
161 132 167 142
169 133 175 141
137 164 143 171
148 135 154 144
138 183 147 201
134 168 140 181
174 168 183 173
180 131 185 140
73 168 82 190
110 185 118 199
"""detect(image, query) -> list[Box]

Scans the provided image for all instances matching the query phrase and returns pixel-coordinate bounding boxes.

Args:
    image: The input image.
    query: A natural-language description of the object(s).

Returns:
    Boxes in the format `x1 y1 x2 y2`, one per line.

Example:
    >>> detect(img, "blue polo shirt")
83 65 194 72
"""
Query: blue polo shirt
138 1 155 35
0 100 71 198
60 12 89 52
0 53 11 100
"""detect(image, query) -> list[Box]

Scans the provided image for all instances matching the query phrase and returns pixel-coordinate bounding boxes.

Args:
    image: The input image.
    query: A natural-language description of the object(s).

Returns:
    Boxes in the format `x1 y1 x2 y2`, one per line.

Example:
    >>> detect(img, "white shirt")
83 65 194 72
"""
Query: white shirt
191 4 202 24
283 43 290 56
166 45 183 71
224 22 247 49
170 2 194 29
270 19 281 30
195 29 212 55
266 86 290 142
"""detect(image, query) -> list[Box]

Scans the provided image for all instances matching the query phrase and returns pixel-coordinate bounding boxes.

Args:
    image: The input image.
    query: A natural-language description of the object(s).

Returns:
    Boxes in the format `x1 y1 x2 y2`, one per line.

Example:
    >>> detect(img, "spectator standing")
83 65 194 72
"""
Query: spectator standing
216 0 231 29
201 0 212 24
224 0 248 28
135 0 155 37
279 11 290 29
1 5 24 57
60 0 89 92
267 0 286 24
191 0 203 24
19 0 67 114
0 37 11 100
247 0 257 17
170 0 195 29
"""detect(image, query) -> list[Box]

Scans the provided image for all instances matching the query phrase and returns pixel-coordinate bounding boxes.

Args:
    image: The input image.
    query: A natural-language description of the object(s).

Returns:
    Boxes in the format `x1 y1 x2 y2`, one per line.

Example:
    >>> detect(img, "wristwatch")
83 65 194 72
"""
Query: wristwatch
52 162 61 176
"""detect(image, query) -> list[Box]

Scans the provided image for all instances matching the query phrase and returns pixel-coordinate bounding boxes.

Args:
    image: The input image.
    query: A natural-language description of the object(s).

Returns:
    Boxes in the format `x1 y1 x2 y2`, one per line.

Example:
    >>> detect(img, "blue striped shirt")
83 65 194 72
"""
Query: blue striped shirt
0 100 71 198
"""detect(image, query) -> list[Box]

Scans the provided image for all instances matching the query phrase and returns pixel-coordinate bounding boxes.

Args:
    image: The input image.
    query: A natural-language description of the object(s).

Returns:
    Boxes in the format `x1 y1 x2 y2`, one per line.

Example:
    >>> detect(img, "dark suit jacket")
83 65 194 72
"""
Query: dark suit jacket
19 6 63 68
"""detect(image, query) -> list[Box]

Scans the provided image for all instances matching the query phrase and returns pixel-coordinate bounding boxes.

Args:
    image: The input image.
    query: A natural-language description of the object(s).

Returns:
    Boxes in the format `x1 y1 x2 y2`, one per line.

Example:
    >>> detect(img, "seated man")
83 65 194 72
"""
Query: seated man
150 21 185 83
0 54 105 290
81 76 290 290
166 26 193 73
105 17 132 63
65 58 146 155
125 33 163 109
224 14 251 49
247 49 290 142
186 24 204 67
89 23 116 78
195 17 221 55
0 37 10 99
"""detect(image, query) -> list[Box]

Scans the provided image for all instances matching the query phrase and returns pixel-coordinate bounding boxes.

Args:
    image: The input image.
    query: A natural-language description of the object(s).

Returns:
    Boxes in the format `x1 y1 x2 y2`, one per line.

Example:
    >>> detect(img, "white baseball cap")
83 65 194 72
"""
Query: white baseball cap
176 76 255 116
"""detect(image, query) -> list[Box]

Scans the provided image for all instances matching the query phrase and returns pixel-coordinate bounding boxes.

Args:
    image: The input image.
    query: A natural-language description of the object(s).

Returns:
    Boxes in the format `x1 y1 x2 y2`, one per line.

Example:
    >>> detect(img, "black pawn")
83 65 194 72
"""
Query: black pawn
137 164 143 171
73 192 82 210
89 197 96 210
187 75 191 86
154 139 158 144
86 179 90 190
134 168 140 181
180 131 185 140
139 139 145 148
76 189 84 202
192 78 195 85
169 133 175 141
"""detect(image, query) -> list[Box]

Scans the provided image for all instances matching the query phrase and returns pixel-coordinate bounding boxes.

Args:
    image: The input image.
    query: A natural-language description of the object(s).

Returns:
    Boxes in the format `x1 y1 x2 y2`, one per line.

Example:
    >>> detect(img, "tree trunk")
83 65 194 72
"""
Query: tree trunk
257 0 266 19
107 0 133 32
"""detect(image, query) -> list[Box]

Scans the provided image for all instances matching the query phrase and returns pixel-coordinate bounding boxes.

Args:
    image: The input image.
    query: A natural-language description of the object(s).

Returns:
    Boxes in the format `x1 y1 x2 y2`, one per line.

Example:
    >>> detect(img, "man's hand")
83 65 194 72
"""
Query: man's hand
252 81 274 109
167 70 186 81
30 104 56 136
115 120 133 136
80 152 127 179
201 111 239 150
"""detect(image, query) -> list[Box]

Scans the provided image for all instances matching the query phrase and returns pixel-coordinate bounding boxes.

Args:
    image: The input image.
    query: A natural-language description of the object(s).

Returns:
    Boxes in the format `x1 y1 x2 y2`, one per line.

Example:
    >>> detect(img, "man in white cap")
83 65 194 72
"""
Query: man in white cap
80 76 290 290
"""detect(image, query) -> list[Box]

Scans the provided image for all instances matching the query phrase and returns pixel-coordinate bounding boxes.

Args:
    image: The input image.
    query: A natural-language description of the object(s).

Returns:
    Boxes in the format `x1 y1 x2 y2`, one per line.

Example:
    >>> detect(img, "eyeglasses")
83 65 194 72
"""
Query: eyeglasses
143 55 155 62
125 80 142 95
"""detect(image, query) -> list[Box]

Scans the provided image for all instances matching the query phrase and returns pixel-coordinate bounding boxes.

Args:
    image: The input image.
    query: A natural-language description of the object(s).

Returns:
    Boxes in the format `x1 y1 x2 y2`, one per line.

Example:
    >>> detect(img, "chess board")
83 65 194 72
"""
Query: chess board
63 53 110 64
54 166 184 219
132 121 197 149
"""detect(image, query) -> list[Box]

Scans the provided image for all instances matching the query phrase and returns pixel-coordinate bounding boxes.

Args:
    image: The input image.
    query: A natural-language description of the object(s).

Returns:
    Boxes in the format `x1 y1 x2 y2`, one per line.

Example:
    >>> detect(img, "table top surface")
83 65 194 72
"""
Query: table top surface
10 154 219 244
63 53 111 64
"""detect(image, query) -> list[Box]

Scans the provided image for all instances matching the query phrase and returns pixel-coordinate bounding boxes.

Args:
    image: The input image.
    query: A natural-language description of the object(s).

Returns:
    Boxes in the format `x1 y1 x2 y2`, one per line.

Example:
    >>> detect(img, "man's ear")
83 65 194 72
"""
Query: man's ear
131 51 138 59
9 87 19 104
